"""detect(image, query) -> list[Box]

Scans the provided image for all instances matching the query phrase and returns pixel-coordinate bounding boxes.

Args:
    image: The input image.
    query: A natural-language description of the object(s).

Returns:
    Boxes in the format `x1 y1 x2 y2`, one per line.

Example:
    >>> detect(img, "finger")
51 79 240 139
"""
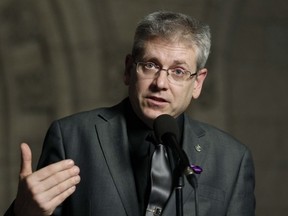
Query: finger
38 185 78 215
35 175 80 208
32 165 80 193
32 159 76 182
50 185 78 209
45 165 80 189
20 143 33 179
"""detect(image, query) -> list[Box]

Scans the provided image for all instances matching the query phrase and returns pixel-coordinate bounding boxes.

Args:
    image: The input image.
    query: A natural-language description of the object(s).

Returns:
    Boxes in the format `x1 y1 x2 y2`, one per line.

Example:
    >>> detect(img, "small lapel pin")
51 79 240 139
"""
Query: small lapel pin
190 164 203 174
195 144 202 152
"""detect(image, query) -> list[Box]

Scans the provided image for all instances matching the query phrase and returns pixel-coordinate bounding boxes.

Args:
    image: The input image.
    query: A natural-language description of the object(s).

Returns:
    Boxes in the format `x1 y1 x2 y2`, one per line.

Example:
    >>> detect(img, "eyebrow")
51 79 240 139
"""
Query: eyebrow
142 57 189 67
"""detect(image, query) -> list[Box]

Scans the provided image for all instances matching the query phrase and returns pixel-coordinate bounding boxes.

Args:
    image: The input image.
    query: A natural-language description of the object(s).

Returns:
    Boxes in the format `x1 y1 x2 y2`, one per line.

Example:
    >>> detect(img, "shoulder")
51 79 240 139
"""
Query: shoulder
49 100 126 129
184 114 250 155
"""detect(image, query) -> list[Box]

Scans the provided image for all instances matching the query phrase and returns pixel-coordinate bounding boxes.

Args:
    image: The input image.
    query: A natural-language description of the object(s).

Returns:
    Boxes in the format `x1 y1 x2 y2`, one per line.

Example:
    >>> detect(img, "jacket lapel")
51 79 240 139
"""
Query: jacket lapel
162 114 209 216
182 115 208 201
95 109 140 216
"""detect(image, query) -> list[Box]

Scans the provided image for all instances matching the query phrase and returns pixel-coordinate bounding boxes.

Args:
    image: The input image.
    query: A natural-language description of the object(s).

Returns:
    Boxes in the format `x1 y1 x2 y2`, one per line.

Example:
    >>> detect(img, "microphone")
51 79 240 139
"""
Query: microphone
153 114 197 188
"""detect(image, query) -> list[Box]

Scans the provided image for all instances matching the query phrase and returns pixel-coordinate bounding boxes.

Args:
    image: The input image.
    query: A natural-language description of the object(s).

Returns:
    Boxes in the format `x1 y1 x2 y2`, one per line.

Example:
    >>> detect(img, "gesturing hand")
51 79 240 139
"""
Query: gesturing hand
14 143 81 216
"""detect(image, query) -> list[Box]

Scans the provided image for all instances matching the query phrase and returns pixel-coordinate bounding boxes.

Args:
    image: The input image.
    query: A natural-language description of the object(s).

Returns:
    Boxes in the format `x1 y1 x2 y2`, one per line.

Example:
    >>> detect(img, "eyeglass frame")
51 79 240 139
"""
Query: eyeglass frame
134 61 198 84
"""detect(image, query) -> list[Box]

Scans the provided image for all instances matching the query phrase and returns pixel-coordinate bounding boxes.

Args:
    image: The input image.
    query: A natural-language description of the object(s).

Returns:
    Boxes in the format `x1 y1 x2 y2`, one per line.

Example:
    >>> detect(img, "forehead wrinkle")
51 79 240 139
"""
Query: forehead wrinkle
142 42 196 70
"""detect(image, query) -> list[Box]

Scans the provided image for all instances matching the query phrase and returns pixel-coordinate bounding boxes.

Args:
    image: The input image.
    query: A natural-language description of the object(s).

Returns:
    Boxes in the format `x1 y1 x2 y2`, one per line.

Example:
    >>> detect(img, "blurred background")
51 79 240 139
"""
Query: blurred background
0 0 287 215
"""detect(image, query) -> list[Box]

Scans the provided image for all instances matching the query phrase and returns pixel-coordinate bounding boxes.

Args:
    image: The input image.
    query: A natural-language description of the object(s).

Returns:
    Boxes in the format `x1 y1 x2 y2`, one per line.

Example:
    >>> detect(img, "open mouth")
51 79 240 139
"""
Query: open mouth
147 96 168 103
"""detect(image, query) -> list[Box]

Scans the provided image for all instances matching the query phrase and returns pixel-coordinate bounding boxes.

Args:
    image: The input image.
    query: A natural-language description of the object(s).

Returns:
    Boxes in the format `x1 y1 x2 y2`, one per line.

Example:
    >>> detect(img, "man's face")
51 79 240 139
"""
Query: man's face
124 38 207 127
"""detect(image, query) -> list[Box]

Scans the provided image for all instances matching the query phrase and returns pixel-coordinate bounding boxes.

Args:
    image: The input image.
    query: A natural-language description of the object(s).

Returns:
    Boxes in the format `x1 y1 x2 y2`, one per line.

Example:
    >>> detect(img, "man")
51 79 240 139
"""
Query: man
5 11 255 216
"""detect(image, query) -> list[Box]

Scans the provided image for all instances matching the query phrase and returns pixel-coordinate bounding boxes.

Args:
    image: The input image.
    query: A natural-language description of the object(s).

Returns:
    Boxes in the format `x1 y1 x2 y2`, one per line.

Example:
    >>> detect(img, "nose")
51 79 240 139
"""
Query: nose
153 69 169 89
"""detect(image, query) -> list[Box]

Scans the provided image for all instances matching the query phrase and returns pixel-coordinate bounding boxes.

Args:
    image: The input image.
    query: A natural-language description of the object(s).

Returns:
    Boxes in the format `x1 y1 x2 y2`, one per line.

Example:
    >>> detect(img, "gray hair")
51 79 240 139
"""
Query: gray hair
132 11 211 70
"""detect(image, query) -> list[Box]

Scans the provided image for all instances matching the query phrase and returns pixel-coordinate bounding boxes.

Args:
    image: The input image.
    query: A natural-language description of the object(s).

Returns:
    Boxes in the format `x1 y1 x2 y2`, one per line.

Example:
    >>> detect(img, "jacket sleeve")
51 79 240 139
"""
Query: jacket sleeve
37 121 66 215
226 148 256 216
37 120 66 169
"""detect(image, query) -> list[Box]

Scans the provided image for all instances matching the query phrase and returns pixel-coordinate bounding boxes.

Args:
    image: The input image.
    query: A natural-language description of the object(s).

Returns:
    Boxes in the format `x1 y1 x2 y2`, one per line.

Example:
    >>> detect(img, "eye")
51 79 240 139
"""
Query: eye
144 62 158 70
171 68 186 77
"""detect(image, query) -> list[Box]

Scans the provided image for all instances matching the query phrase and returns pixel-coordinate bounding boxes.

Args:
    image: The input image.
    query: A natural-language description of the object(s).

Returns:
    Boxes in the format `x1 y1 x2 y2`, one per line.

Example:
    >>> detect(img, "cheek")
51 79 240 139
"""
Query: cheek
128 77 150 99
180 92 193 106
173 85 194 107
134 78 151 91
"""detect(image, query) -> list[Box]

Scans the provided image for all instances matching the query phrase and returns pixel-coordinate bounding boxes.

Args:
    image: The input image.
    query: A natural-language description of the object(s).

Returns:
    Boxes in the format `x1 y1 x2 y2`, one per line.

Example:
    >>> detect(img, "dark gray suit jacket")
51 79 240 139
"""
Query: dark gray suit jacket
5 100 255 216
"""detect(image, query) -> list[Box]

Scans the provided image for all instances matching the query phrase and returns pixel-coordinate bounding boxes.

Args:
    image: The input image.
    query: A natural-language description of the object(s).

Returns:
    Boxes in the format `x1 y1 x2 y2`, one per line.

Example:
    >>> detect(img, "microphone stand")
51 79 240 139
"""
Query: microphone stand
163 133 199 216
167 148 184 216
175 174 184 216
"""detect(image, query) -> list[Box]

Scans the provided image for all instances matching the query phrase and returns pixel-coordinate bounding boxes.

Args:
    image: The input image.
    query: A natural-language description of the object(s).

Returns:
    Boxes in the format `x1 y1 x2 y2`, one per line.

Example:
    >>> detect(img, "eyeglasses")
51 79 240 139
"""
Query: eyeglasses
134 61 197 84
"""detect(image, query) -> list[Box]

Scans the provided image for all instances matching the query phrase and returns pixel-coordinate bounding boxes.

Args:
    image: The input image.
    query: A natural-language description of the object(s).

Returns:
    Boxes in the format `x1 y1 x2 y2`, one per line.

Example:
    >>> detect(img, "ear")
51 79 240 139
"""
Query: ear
192 68 208 99
123 54 134 86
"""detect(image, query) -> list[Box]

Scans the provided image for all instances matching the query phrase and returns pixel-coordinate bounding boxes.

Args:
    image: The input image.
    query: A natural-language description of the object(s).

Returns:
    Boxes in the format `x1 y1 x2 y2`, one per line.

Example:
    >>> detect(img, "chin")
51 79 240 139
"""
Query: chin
142 109 168 121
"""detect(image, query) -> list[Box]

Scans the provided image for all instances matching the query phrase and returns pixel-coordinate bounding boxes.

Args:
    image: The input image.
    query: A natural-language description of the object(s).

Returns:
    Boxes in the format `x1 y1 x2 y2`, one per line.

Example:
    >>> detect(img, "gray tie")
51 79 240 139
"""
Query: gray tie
146 144 172 216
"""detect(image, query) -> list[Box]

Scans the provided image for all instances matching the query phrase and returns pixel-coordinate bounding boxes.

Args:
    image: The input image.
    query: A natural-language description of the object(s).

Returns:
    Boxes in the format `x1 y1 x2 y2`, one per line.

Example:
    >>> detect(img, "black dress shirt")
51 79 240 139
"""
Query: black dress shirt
124 99 184 215
125 100 154 215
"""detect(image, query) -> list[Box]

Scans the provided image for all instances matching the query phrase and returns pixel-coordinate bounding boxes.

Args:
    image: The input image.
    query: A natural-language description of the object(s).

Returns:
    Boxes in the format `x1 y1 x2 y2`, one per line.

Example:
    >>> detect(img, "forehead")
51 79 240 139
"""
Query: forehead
141 38 197 66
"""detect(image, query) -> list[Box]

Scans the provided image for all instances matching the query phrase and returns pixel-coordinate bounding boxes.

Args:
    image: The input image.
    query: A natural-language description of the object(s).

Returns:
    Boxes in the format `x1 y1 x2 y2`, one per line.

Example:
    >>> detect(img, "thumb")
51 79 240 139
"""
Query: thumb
19 143 33 179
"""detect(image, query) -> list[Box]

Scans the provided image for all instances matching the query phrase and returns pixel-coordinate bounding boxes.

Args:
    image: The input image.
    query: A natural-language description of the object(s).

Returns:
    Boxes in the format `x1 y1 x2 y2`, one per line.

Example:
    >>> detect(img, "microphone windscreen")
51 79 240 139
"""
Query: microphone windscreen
153 114 180 143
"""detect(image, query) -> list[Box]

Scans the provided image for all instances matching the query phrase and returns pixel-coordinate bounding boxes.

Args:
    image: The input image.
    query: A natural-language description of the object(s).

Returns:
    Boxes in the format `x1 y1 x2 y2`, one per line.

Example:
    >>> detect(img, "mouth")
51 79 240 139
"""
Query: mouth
146 96 168 104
